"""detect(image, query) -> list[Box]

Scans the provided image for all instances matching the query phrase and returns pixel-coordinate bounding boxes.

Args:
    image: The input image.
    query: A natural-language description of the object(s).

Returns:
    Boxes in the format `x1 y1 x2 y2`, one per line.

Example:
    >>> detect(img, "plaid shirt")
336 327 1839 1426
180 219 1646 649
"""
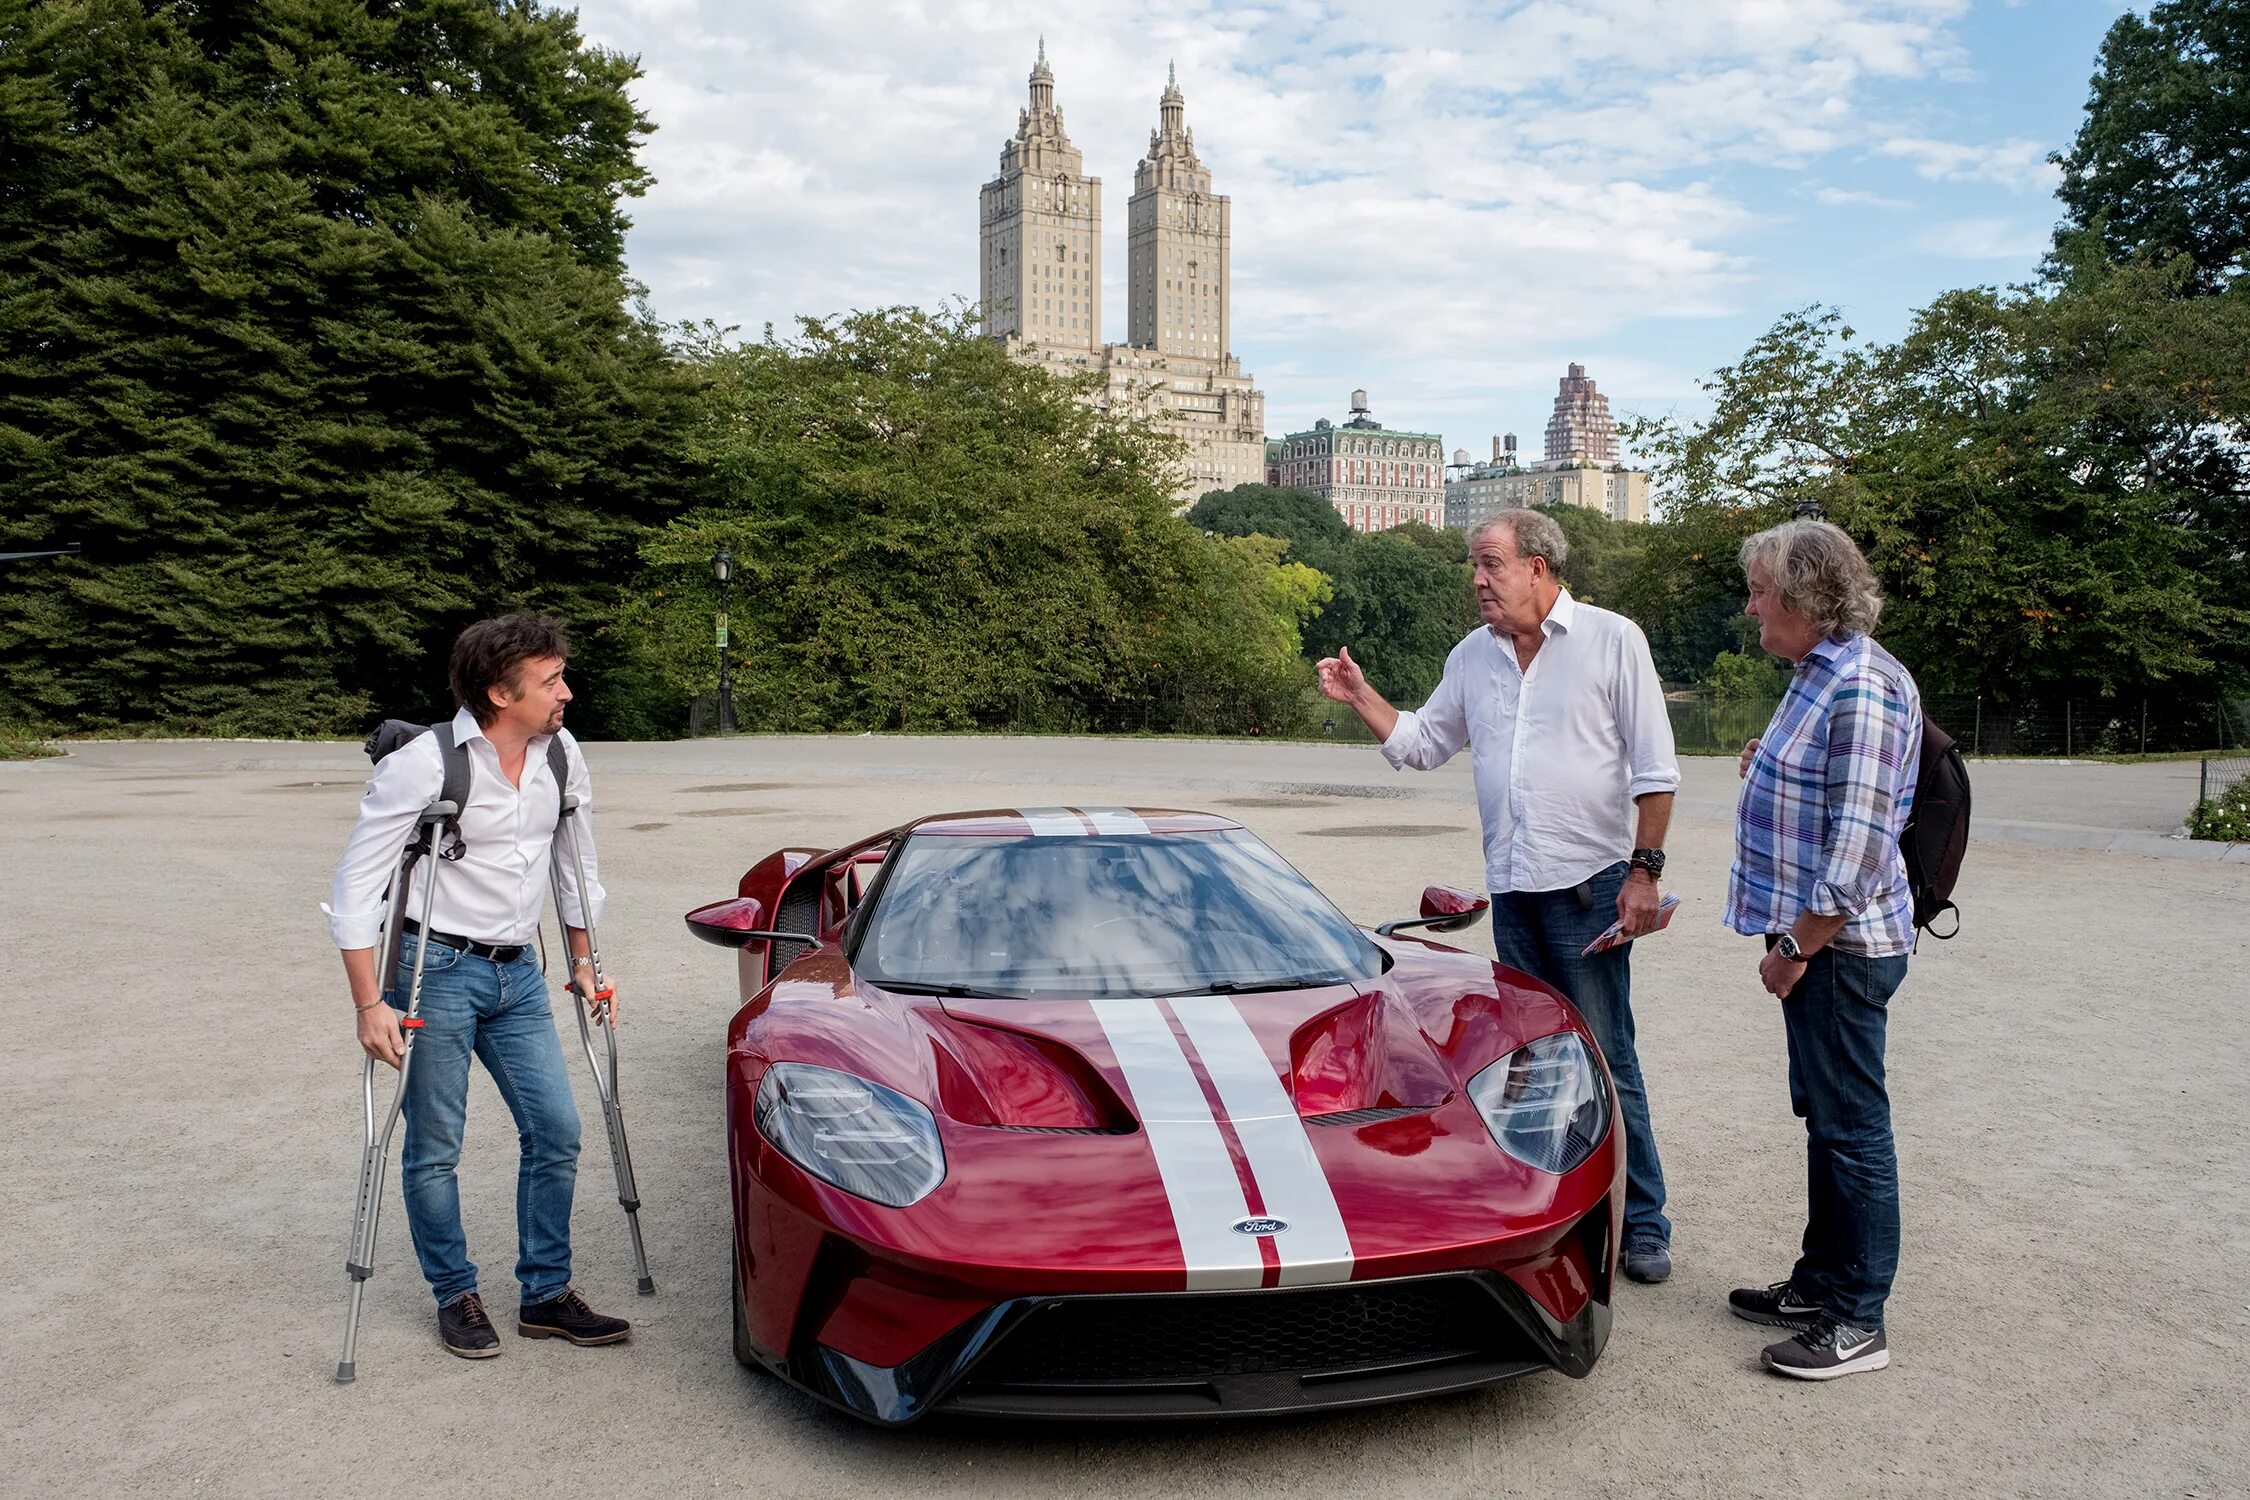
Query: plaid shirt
1726 633 1922 958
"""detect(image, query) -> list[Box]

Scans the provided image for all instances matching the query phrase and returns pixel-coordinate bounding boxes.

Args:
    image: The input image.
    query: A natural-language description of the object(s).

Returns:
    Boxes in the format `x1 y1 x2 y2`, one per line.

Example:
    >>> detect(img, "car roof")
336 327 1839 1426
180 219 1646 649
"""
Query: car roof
905 807 1243 838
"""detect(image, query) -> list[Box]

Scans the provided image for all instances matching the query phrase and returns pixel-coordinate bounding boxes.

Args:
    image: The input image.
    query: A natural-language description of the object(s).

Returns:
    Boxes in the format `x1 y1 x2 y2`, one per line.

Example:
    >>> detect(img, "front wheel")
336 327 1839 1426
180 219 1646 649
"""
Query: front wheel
731 1243 760 1369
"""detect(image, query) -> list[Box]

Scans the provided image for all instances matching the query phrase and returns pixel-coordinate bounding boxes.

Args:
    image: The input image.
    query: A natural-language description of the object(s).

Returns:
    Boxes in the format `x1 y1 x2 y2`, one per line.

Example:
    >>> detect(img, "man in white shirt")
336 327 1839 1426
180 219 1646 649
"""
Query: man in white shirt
329 615 631 1358
1318 509 1682 1283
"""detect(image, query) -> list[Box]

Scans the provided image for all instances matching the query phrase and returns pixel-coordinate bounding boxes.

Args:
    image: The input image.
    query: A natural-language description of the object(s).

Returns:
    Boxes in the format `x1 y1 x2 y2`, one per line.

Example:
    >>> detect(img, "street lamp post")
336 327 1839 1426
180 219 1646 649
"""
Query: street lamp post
713 548 736 735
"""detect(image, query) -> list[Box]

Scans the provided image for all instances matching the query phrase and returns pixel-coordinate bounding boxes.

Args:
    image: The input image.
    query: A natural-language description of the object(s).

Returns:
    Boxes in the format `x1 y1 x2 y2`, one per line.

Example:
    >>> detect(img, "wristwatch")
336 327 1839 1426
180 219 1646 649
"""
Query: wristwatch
1628 847 1666 879
1775 932 1805 963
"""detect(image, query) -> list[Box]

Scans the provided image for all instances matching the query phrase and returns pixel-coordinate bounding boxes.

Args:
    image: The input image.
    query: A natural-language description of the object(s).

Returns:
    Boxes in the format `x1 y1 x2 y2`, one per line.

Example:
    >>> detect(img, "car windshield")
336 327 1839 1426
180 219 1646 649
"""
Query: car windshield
850 828 1385 998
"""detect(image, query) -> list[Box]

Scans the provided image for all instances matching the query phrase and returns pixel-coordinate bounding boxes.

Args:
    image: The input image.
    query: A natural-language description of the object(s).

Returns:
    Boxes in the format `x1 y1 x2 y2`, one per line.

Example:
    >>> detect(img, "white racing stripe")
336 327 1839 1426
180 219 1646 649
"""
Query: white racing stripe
1079 806 1150 835
1089 999 1265 1290
1016 806 1087 837
1170 996 1356 1286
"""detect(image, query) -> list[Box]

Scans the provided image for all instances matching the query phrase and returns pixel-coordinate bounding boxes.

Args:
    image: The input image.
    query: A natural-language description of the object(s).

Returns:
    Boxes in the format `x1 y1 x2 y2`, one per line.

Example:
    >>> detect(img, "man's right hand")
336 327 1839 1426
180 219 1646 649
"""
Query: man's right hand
1737 737 1761 778
1316 646 1368 704
357 1001 405 1069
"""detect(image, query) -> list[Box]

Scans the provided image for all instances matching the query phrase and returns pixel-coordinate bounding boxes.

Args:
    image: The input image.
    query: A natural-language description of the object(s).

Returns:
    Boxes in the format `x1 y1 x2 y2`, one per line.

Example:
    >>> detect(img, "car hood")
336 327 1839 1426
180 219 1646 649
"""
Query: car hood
889 944 1604 1286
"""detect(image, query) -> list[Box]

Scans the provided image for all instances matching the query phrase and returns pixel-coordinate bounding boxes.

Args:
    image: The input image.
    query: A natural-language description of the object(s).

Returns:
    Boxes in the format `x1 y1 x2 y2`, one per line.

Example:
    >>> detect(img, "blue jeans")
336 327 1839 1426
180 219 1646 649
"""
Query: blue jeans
1778 944 1908 1329
391 936 581 1307
1492 862 1671 1248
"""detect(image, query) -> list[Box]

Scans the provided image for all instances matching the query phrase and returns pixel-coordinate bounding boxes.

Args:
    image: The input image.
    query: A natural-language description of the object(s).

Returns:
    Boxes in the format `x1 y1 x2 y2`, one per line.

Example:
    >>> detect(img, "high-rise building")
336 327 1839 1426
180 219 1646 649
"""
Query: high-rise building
1274 391 1444 532
1127 66 1228 360
982 49 1266 504
1544 362 1619 462
979 40 1101 352
1445 431 1651 527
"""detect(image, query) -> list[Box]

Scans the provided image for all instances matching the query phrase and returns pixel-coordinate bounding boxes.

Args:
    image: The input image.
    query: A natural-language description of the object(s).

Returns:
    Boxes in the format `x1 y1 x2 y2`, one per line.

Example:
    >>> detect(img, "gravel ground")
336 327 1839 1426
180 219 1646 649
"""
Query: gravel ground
2 737 2245 1500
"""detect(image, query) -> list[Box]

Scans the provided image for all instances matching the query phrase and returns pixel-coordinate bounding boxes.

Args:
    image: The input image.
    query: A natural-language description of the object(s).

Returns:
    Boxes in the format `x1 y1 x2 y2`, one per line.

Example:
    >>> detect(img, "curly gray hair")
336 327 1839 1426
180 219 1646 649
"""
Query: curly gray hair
1469 508 1569 576
1738 519 1883 638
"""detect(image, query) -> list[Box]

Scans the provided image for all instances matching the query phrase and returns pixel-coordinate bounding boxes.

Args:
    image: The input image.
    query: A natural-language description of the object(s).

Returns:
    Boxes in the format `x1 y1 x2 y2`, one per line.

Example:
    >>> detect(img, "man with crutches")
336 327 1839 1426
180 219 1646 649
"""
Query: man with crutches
327 614 636 1365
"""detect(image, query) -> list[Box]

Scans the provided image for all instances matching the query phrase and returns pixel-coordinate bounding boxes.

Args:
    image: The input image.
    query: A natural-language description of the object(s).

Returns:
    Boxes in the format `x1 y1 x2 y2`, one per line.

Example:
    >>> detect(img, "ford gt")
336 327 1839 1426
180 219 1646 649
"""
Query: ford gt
685 807 1619 1424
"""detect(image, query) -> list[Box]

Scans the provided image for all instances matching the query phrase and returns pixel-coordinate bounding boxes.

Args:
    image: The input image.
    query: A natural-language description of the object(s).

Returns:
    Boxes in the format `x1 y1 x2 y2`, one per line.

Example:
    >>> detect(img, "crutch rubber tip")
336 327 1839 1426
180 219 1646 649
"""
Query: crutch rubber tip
335 1363 356 1383
637 1277 655 1295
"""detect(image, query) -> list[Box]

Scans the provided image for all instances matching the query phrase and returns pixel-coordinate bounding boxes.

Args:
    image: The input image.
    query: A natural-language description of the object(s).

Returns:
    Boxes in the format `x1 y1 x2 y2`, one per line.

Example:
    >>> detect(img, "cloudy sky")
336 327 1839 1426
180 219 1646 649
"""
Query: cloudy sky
570 0 2124 456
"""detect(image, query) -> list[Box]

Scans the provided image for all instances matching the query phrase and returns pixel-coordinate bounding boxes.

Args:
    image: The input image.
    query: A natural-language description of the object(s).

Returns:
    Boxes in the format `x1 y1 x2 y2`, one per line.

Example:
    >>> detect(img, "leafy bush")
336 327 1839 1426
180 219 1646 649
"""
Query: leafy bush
2187 773 2250 842
1702 649 1789 702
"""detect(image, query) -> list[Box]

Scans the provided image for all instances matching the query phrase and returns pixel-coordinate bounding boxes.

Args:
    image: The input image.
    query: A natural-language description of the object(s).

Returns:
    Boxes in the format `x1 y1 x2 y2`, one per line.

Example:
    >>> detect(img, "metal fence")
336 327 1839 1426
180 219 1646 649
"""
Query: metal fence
2202 756 2250 805
1669 694 2250 757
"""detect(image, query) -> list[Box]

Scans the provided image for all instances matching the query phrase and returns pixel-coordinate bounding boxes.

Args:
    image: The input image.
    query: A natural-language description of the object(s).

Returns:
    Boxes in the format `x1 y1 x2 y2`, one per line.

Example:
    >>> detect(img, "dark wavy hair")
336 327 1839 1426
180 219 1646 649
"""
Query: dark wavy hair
449 614 570 726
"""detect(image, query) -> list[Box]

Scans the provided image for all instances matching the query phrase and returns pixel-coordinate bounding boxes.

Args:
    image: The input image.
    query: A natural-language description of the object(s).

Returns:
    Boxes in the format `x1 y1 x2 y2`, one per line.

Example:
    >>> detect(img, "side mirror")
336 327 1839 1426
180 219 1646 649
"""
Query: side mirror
1375 885 1490 937
684 896 819 950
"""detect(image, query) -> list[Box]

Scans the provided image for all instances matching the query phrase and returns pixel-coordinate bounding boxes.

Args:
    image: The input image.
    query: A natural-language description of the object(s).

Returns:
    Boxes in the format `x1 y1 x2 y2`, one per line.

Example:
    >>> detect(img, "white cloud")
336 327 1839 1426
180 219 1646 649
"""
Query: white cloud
1812 185 1914 209
1912 216 2051 260
568 0 2027 429
1876 135 2062 192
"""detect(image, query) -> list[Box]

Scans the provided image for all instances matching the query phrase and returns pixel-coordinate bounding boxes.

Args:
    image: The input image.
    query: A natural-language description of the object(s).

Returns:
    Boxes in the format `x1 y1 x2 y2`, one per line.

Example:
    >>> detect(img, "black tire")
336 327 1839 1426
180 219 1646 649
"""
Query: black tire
732 1246 760 1369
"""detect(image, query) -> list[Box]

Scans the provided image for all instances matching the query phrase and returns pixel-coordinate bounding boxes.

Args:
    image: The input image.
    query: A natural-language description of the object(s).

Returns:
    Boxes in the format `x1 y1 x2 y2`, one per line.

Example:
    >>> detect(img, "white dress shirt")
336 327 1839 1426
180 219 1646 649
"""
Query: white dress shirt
325 707 605 949
1380 590 1680 894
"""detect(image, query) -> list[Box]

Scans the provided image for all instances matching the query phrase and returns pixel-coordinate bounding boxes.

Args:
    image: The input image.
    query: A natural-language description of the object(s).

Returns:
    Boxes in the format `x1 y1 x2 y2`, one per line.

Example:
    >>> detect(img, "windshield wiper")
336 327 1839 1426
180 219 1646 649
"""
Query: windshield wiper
1144 975 1352 998
866 978 1032 999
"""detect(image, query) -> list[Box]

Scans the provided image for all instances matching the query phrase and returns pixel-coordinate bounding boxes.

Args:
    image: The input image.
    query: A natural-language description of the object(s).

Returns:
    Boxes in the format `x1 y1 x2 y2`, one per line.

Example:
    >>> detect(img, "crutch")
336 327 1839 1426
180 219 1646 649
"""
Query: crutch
551 792 655 1295
334 798 454 1384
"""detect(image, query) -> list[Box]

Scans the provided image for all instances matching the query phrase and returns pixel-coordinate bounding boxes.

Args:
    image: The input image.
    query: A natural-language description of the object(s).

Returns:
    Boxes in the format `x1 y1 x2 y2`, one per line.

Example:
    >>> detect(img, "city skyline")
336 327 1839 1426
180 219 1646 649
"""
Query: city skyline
567 1 2121 455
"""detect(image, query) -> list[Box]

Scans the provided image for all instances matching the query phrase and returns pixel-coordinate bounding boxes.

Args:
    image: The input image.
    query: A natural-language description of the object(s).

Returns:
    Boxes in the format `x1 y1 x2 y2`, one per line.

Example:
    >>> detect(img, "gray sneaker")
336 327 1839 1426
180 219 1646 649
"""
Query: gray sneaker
1762 1315 1889 1380
1621 1239 1672 1284
1729 1278 1822 1331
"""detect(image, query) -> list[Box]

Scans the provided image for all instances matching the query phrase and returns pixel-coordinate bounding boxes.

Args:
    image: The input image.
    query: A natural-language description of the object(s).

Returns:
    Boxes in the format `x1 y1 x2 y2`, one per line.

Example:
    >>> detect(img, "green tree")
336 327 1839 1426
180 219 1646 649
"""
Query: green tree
1182 483 1353 570
2053 0 2250 291
0 0 689 736
1302 530 1477 708
622 308 1313 735
1537 502 1648 609
1629 274 2249 707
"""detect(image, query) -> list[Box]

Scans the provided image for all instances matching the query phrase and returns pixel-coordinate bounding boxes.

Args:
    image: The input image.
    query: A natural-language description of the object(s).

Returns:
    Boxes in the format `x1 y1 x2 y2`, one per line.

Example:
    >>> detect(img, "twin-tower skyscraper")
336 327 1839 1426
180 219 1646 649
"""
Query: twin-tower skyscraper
979 43 1265 501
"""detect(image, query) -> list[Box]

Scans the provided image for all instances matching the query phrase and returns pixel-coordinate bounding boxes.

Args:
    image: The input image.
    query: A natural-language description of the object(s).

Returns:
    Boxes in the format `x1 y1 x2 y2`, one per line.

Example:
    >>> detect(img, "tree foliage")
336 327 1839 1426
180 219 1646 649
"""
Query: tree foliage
1627 264 2250 706
1183 483 1353 571
0 0 691 735
2053 0 2250 291
620 308 1316 734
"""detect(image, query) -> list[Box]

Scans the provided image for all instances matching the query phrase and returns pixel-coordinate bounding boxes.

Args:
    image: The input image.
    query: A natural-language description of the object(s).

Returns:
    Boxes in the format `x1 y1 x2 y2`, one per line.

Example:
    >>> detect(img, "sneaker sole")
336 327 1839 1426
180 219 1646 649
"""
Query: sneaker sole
1730 1304 1821 1331
516 1321 630 1346
1762 1346 1890 1380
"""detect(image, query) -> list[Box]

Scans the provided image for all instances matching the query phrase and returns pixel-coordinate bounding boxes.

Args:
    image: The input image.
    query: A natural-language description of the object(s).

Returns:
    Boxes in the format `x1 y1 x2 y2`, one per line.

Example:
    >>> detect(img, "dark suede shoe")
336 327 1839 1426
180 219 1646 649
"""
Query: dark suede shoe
1621 1239 1673 1284
438 1292 501 1359
517 1287 630 1346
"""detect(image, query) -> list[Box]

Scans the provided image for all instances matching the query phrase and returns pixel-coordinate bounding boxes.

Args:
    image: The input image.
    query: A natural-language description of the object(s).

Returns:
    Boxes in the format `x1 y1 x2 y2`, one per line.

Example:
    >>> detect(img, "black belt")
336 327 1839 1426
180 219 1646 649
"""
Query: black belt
402 917 526 964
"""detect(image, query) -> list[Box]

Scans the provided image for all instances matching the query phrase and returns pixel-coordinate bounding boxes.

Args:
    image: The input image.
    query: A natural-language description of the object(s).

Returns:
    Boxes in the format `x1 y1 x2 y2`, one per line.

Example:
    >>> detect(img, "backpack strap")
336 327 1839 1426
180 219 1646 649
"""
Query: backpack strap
427 720 471 863
547 733 571 824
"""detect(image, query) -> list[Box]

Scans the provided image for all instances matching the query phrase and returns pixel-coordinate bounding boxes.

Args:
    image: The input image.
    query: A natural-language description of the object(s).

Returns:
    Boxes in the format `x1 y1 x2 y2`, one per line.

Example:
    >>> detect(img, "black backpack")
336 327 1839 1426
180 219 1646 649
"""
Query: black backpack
1901 717 1970 938
363 718 569 874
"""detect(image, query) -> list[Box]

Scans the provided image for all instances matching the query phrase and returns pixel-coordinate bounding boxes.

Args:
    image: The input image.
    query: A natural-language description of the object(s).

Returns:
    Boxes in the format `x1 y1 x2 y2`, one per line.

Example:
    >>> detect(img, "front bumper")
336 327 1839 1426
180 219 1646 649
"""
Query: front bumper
740 1204 1613 1424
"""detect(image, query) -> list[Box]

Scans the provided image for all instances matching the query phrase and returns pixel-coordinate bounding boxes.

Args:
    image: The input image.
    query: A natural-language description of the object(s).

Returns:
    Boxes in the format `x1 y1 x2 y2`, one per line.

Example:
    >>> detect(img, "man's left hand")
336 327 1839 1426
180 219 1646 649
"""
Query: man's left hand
1757 947 1806 999
1616 870 1664 939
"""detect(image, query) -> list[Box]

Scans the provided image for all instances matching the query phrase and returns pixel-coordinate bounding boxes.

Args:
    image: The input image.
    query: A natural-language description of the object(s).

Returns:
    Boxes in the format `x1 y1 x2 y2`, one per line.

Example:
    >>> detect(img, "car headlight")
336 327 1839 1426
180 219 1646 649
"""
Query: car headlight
754 1062 946 1208
1466 1032 1610 1175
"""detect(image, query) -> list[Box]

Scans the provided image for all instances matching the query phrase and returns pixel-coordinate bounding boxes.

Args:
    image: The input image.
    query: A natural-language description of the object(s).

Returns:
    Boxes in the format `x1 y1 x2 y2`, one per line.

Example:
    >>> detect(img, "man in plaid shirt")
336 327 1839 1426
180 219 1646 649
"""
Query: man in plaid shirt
1723 519 1921 1382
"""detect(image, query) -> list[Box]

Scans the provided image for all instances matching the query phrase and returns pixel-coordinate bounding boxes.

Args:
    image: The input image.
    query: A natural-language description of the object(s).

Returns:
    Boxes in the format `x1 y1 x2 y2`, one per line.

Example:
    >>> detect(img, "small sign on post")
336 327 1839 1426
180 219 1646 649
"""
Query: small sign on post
715 612 729 649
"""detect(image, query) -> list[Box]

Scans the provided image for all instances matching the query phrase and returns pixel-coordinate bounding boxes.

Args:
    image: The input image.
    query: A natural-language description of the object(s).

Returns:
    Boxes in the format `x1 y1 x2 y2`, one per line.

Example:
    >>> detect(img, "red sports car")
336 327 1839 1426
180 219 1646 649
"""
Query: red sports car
686 807 1620 1424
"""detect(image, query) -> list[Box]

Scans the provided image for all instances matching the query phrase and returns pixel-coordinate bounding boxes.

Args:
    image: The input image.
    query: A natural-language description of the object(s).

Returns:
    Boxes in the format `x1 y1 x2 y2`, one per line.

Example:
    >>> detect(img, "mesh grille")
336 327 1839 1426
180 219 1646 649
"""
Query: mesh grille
1307 1105 1429 1127
769 880 821 974
967 1277 1506 1388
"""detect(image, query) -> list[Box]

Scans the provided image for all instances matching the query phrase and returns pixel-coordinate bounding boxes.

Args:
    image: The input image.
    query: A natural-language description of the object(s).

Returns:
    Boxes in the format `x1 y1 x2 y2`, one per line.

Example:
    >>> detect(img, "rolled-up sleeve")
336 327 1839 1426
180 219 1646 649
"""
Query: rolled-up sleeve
1614 622 1680 799
1379 653 1470 772
325 742 441 949
1807 669 1912 918
550 733 607 929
